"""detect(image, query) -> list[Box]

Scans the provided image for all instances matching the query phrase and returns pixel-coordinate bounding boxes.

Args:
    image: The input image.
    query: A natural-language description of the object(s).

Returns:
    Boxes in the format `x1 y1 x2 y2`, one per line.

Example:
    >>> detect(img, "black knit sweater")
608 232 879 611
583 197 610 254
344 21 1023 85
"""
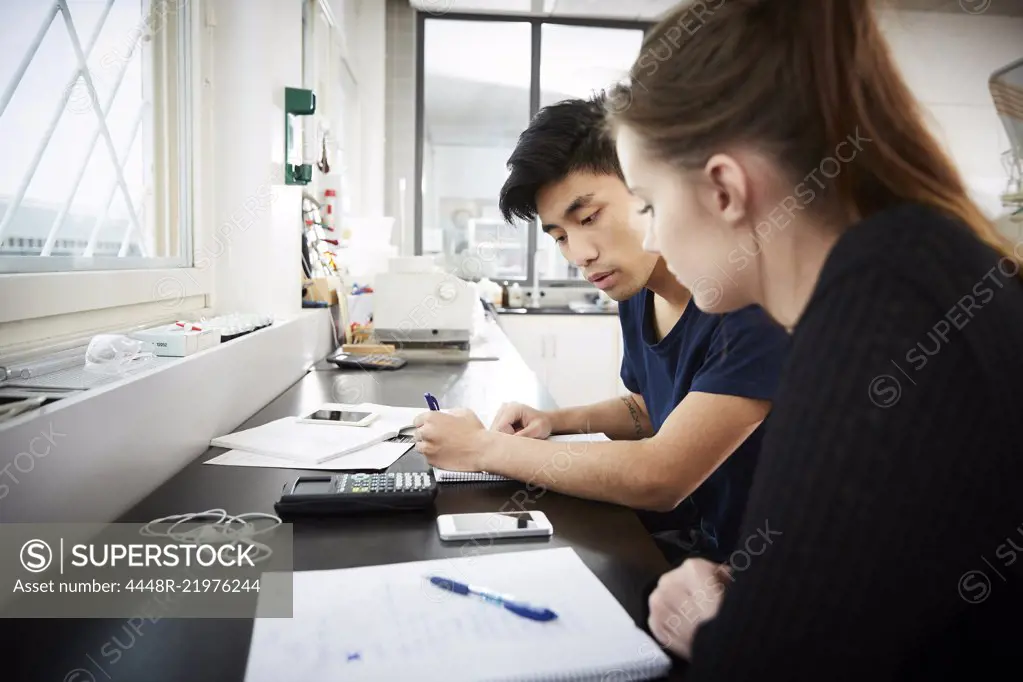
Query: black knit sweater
687 204 1023 679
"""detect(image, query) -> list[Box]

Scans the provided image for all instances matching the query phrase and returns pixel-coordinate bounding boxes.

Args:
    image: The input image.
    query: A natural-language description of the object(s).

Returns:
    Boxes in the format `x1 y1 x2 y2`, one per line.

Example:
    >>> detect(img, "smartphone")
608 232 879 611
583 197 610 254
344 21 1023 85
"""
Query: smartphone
436 511 553 541
296 409 378 427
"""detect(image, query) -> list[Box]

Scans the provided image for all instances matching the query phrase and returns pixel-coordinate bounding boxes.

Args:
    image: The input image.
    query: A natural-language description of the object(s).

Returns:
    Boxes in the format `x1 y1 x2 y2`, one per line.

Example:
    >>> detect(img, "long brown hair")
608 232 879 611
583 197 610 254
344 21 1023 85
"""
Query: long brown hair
610 0 1016 265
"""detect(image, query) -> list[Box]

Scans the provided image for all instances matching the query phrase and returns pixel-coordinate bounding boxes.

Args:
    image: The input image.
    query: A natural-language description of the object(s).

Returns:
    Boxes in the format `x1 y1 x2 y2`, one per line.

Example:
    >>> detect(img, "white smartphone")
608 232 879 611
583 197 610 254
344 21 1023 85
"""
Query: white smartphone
436 511 553 541
296 408 379 427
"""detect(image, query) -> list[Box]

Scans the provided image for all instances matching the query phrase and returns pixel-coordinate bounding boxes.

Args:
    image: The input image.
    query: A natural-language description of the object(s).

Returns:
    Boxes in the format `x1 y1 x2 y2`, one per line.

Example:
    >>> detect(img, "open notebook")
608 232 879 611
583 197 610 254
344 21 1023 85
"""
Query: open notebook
244 547 671 682
433 433 610 483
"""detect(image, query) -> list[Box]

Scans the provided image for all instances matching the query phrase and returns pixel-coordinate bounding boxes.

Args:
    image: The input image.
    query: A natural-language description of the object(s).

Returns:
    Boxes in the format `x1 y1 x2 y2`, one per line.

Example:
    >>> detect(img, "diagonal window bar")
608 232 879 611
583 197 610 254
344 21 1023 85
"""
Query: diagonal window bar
41 43 148 256
53 104 147 255
0 0 117 244
0 1 61 119
84 105 149 257
57 0 145 257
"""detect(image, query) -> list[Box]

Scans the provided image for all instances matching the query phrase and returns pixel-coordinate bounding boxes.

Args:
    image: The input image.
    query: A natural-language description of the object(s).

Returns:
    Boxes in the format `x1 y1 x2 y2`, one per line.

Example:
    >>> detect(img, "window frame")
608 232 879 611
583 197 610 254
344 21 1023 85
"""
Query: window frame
414 11 652 287
0 0 211 333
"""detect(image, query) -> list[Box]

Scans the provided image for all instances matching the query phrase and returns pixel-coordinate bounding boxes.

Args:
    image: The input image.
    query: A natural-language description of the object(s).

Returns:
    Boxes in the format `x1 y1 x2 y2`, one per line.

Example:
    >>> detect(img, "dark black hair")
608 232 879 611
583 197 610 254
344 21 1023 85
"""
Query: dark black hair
499 93 623 224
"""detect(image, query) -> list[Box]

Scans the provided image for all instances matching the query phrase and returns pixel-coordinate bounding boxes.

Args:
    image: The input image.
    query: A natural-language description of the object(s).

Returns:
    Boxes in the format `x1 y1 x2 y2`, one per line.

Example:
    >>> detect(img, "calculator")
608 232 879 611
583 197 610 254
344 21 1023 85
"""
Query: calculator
328 352 407 371
273 472 437 517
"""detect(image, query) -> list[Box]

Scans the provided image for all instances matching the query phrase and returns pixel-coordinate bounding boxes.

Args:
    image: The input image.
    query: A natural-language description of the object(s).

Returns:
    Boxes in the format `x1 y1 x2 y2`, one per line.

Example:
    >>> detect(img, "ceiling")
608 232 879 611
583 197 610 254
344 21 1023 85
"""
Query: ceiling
409 0 1023 19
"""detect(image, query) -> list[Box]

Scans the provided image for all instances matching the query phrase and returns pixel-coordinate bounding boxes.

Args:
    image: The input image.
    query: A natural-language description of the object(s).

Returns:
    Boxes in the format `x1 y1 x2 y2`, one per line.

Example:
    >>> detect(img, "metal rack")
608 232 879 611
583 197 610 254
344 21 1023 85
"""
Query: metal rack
302 194 340 279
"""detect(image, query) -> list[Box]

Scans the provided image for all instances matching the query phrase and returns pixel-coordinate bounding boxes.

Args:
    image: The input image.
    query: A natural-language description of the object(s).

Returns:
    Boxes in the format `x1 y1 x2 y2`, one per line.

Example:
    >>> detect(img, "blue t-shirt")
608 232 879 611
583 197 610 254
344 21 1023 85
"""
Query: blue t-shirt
619 290 790 563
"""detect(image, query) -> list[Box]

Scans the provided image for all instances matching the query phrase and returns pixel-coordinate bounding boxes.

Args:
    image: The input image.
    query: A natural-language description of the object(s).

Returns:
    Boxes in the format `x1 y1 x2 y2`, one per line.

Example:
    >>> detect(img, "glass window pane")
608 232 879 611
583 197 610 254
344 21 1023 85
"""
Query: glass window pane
538 23 643 281
0 0 187 270
421 18 532 281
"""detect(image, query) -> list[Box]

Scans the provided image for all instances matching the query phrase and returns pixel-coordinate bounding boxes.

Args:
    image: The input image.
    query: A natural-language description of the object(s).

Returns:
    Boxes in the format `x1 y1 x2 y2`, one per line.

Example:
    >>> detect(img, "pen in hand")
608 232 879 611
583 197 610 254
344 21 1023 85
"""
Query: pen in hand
424 392 440 411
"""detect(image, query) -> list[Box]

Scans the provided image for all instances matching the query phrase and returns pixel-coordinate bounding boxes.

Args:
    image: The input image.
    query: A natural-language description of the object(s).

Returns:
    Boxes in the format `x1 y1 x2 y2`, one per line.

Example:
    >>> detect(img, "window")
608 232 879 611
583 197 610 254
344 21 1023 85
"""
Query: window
416 14 646 285
537 23 644 283
0 0 191 273
420 18 532 281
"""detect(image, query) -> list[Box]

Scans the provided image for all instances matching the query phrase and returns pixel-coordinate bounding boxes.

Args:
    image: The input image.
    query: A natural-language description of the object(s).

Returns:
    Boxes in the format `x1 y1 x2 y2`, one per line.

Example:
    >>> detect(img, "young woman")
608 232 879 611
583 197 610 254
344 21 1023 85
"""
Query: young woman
608 0 1023 678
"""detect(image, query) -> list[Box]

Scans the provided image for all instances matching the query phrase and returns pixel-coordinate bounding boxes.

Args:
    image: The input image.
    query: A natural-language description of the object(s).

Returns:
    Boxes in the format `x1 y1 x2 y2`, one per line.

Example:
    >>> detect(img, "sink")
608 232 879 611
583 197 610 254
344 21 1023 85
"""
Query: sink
567 301 614 313
495 301 617 315
500 303 615 314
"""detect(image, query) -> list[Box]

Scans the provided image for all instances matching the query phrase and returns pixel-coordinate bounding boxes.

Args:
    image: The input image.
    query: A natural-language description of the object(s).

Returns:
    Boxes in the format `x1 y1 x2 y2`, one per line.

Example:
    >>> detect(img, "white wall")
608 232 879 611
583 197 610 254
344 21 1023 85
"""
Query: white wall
880 10 1023 224
209 0 304 317
350 0 386 217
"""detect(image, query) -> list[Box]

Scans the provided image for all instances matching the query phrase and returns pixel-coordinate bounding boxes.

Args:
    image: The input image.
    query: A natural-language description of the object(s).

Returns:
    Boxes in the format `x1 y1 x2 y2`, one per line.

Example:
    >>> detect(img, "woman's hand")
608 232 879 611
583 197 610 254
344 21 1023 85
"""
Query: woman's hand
647 558 731 659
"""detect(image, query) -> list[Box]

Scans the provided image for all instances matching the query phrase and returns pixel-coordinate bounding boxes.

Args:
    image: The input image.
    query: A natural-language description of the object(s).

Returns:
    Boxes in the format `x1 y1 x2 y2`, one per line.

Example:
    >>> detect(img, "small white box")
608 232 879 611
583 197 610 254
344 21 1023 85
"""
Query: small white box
130 325 221 357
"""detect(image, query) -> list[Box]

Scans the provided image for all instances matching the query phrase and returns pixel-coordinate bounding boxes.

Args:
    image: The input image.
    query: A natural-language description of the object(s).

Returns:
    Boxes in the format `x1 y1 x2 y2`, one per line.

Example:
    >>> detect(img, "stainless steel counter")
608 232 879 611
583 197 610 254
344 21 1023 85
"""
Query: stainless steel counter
495 305 617 316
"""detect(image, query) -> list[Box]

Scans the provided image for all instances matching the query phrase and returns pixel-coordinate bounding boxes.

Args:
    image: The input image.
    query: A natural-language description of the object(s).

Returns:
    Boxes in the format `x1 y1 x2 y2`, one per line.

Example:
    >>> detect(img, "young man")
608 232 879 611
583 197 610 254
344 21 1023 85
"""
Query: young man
413 96 789 563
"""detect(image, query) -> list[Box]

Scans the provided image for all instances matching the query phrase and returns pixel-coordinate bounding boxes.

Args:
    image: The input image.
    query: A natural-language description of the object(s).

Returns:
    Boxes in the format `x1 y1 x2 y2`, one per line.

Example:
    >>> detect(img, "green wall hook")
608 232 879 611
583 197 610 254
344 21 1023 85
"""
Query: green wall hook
285 87 316 185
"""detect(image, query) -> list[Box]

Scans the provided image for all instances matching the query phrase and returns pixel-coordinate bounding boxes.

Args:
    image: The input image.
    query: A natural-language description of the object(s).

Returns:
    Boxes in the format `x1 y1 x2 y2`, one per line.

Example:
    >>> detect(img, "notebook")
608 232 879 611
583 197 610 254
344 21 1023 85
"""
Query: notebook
243 547 672 682
210 403 426 465
433 433 611 483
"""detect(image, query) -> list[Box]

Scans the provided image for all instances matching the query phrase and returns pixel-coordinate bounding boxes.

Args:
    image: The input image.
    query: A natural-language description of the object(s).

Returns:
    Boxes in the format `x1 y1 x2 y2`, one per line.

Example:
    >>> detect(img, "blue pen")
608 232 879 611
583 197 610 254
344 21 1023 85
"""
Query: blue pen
424 392 440 411
428 576 558 622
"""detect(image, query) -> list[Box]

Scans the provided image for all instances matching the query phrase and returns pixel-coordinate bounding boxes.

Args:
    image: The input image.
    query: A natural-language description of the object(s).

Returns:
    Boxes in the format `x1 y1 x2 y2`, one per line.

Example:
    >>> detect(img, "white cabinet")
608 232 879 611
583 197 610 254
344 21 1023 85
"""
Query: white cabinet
500 314 624 408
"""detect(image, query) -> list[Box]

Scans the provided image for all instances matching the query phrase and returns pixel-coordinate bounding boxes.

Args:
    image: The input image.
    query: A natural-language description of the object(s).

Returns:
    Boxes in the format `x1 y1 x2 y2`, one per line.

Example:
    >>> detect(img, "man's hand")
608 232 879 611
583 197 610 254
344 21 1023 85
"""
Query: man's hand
647 558 730 659
412 408 489 471
489 402 553 439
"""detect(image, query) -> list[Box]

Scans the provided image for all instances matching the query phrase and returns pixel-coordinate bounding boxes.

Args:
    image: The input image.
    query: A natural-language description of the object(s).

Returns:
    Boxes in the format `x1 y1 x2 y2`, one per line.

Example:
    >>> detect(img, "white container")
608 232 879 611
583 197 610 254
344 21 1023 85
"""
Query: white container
508 282 525 307
478 277 502 306
129 325 221 357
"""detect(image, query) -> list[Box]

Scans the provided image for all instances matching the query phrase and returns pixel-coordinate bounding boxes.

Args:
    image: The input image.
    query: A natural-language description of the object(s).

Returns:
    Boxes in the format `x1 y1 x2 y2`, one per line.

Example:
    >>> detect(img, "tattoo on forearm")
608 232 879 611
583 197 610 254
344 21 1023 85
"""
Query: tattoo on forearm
620 395 645 439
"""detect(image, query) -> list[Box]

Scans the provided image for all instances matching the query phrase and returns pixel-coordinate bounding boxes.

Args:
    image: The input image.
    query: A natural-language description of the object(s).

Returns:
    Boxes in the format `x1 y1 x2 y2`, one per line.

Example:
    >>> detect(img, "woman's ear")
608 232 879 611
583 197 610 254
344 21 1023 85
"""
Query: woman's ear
704 153 749 227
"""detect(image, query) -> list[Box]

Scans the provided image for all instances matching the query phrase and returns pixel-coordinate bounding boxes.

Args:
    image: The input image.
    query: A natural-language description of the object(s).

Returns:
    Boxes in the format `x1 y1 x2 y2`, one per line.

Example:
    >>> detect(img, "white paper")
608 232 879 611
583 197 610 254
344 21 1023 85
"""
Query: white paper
204 440 412 471
548 432 611 443
244 547 670 682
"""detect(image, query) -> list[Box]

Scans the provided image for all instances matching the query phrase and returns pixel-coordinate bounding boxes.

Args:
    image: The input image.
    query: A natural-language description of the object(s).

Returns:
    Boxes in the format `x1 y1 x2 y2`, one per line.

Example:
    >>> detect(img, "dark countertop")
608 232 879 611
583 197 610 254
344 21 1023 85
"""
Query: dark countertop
5 323 683 681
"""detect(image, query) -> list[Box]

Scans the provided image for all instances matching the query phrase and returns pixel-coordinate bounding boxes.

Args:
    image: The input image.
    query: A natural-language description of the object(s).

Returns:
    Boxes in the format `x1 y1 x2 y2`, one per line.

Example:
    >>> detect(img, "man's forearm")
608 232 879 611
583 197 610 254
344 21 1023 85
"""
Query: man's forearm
548 395 653 440
476 430 681 511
